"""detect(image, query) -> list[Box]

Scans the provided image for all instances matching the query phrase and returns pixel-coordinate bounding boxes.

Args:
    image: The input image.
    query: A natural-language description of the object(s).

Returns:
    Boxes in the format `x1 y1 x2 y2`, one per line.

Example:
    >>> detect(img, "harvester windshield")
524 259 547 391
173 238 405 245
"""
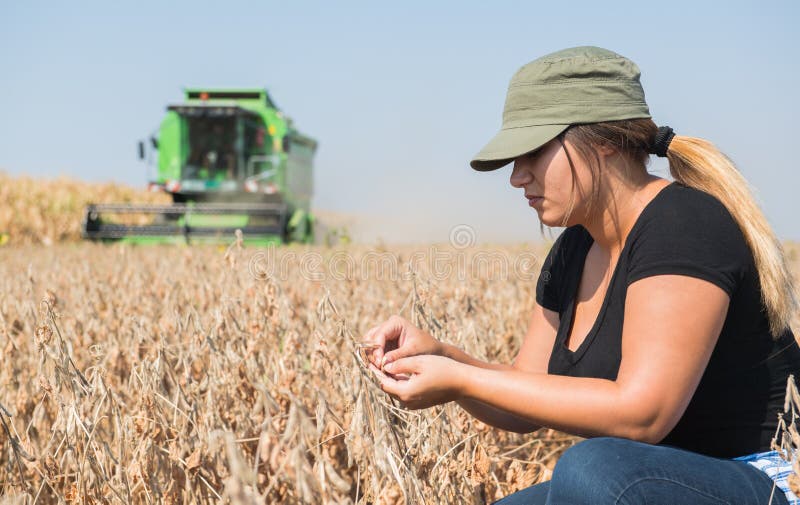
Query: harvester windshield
184 116 237 180
171 105 266 184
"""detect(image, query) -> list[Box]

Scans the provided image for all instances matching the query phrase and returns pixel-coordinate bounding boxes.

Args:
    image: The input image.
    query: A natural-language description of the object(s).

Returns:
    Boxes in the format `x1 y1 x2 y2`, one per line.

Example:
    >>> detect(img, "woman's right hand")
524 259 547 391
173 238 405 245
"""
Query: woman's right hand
362 315 443 370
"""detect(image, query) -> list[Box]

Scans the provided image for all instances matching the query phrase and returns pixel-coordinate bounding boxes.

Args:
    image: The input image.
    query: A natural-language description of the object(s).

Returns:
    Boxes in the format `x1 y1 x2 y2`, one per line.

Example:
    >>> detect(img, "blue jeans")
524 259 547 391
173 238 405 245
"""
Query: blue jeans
493 437 788 505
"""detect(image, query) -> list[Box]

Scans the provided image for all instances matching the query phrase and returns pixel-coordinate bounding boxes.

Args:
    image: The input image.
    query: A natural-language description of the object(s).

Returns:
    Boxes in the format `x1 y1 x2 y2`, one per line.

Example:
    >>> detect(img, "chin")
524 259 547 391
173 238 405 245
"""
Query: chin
538 213 560 228
539 206 581 228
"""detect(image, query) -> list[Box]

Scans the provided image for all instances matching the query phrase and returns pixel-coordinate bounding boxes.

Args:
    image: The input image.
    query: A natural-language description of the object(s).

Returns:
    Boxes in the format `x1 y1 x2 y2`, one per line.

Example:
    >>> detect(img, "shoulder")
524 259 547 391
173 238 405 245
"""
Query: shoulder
626 182 752 296
635 182 743 238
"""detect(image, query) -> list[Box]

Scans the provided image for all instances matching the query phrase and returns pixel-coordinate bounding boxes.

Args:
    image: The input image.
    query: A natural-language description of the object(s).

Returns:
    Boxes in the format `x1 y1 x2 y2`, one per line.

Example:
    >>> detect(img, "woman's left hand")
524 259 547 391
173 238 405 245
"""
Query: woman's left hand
371 355 468 410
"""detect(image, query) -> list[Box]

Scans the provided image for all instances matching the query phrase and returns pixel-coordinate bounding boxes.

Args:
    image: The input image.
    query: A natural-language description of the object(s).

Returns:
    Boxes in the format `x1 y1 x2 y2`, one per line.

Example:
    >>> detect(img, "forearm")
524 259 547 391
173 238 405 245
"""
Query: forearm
458 366 657 441
438 344 541 431
440 342 511 371
457 398 541 433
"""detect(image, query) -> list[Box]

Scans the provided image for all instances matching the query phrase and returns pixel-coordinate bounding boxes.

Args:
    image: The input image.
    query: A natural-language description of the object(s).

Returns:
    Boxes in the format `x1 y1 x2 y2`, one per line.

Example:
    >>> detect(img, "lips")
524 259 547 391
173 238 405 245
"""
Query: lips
526 194 543 208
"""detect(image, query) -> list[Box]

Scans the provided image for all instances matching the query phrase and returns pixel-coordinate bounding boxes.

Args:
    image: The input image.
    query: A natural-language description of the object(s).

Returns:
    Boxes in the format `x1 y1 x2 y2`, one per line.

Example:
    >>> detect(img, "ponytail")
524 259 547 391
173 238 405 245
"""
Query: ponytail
565 119 797 338
666 136 798 337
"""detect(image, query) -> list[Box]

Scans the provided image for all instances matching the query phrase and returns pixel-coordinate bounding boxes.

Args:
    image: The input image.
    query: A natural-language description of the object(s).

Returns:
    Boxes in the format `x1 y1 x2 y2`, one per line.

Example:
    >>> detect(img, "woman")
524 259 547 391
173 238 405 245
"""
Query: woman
363 46 800 504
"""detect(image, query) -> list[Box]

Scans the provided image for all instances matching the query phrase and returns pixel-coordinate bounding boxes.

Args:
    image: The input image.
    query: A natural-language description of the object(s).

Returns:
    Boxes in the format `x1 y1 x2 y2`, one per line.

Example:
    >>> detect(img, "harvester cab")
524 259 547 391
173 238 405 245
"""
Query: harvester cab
82 89 317 245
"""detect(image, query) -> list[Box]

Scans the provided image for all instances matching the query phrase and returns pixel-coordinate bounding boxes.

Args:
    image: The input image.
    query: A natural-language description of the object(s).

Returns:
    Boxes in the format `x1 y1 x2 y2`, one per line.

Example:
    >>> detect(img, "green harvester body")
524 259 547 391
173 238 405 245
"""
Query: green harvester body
82 88 317 245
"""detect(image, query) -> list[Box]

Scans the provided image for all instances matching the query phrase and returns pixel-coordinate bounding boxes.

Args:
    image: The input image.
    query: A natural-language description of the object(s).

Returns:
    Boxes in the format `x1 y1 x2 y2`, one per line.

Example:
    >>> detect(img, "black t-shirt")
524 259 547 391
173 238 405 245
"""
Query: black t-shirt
535 181 800 458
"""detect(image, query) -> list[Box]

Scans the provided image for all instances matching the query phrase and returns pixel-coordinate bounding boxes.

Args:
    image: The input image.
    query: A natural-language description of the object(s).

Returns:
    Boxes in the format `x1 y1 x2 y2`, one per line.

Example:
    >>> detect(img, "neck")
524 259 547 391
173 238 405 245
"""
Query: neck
581 173 669 256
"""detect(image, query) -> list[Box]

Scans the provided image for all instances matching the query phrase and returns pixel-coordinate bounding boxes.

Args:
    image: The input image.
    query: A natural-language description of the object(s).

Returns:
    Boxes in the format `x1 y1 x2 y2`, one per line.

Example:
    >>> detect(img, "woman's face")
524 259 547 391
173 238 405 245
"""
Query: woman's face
509 136 594 227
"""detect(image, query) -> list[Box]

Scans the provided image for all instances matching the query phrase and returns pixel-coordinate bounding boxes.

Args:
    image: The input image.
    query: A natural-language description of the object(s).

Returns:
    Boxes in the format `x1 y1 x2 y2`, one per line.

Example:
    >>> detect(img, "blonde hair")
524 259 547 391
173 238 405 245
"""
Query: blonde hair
667 136 797 336
560 119 798 338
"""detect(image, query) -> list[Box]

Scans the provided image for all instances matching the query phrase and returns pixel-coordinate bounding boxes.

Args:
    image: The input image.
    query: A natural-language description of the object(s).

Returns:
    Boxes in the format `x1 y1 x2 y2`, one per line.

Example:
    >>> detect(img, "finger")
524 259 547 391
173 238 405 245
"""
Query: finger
361 326 381 365
363 325 379 342
378 372 409 399
372 317 404 364
383 356 420 376
367 363 389 382
364 324 396 367
370 362 410 382
382 347 414 368
362 324 387 366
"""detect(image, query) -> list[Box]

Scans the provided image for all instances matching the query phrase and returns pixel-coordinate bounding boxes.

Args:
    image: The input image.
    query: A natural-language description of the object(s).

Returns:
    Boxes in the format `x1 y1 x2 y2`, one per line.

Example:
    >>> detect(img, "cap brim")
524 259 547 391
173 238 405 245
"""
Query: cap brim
470 124 570 172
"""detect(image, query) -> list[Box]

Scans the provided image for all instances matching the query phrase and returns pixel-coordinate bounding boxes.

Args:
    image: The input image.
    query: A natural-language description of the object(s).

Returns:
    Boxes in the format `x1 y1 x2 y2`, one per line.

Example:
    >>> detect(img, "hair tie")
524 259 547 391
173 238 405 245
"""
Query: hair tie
650 126 675 157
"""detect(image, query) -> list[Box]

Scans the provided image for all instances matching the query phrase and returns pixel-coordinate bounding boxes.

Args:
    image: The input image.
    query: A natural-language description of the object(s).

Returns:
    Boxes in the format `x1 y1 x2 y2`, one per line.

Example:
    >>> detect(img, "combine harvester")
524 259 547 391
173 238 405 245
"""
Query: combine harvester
82 89 317 245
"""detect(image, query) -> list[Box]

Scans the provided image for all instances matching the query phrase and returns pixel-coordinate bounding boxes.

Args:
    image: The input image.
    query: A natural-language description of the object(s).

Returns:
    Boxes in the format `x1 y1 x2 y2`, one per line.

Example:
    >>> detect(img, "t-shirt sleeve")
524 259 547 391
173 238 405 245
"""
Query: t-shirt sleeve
536 230 571 312
625 193 750 297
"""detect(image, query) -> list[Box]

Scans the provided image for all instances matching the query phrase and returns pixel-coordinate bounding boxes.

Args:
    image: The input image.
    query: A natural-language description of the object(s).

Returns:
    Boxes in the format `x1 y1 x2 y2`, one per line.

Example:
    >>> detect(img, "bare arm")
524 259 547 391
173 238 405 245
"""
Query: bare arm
381 275 729 443
447 302 560 433
457 275 727 441
365 301 560 432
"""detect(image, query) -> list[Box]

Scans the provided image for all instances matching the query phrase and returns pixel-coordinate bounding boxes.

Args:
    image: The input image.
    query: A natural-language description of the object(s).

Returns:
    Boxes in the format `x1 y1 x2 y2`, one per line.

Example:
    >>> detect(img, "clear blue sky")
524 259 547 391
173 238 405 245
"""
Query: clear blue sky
1 1 798 243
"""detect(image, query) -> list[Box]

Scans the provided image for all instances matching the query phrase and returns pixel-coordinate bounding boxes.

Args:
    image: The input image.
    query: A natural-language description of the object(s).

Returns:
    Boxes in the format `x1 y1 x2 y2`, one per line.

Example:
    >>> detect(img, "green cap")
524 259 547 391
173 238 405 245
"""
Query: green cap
470 46 652 171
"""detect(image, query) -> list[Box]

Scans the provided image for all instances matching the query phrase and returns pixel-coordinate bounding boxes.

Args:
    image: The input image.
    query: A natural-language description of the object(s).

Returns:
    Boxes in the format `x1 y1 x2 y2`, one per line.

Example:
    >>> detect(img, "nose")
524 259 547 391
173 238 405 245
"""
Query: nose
510 157 533 189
